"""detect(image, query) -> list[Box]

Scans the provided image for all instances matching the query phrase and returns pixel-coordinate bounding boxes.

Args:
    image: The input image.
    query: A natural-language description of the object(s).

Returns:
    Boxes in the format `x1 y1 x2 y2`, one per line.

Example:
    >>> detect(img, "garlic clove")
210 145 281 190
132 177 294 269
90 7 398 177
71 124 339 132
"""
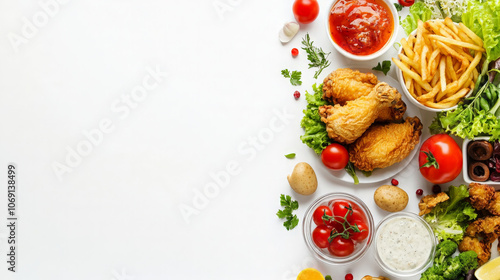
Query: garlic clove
279 22 300 43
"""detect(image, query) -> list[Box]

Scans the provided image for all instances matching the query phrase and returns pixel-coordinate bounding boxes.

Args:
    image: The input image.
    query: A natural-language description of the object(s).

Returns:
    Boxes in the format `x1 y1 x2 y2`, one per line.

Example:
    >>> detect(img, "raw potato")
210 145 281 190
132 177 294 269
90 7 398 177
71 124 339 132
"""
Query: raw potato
287 162 318 195
374 185 408 212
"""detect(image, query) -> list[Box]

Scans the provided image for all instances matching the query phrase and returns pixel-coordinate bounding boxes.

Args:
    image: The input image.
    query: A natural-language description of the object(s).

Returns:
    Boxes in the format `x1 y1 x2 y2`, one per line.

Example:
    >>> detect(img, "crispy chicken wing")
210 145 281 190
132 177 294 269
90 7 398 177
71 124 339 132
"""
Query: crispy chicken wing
322 68 407 122
487 191 500 216
469 183 496 211
348 117 423 171
319 82 398 144
418 192 450 216
459 236 492 265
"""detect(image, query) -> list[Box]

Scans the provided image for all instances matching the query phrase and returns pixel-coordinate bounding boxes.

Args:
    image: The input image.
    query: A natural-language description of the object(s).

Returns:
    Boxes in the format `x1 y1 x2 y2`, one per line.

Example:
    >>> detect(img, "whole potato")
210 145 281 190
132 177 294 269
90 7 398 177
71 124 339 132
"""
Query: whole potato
374 185 408 212
287 162 317 195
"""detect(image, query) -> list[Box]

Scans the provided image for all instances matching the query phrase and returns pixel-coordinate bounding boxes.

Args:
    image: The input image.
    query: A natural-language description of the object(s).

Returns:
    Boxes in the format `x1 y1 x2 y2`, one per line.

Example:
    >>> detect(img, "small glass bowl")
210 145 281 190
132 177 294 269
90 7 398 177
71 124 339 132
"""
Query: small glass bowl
302 192 375 265
373 212 437 277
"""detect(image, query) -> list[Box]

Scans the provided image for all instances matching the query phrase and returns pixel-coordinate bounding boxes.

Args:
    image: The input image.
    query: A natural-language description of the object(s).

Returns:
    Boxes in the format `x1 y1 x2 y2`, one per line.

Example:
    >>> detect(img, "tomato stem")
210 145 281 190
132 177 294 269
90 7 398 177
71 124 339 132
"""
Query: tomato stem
420 150 440 169
322 204 365 242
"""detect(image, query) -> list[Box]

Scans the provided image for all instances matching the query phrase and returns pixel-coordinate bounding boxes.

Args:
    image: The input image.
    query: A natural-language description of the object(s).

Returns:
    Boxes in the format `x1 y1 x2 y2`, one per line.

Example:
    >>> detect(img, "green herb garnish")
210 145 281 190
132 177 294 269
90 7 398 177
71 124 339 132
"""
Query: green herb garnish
301 34 331 79
281 69 302 86
394 3 404 11
284 153 296 159
276 194 299 230
372 60 391 75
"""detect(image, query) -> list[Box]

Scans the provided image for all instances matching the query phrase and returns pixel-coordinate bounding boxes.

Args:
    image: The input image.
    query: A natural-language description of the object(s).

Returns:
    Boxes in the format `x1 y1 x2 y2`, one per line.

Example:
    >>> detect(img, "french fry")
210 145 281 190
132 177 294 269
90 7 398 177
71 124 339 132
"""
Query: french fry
421 45 429 81
435 20 460 40
392 57 433 91
415 82 423 96
429 34 485 52
444 17 459 35
401 38 415 60
436 41 469 74
457 30 476 45
414 20 425 55
446 56 457 81
428 53 441 78
417 84 441 102
458 22 483 47
436 81 458 101
424 101 458 109
439 57 447 92
457 51 482 90
399 53 421 74
431 68 440 87
439 88 470 104
408 34 415 48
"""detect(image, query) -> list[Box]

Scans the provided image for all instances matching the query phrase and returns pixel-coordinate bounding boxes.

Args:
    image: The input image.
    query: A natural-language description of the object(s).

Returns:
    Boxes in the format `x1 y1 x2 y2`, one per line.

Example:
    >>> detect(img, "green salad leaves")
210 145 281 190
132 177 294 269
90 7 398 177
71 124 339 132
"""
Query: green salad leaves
423 184 477 243
300 83 333 154
401 2 432 35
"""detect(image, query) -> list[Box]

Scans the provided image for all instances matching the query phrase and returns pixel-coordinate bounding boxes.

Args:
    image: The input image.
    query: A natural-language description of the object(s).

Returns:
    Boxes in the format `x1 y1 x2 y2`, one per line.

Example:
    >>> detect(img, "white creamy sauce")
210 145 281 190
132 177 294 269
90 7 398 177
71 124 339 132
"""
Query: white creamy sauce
376 217 432 271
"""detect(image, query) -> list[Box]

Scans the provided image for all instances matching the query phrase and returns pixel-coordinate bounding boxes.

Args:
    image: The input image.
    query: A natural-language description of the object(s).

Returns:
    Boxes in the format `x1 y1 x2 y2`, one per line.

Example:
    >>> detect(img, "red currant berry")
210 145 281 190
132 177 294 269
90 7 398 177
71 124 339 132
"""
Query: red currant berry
345 274 353 280
291 48 299 57
391 178 399 186
432 185 441 194
416 189 423 196
294 91 300 99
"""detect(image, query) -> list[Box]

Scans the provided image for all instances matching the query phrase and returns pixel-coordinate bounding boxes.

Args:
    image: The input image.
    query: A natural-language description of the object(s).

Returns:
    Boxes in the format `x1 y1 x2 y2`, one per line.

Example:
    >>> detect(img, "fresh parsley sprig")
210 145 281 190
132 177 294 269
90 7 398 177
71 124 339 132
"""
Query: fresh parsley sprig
301 34 331 79
281 69 302 86
372 60 392 75
394 3 404 11
276 194 299 230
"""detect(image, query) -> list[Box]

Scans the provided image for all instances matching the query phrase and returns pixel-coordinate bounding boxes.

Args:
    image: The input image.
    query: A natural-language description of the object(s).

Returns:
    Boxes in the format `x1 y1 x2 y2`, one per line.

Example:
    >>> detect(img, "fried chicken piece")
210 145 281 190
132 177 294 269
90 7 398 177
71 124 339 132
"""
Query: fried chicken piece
486 191 500 216
348 117 423 171
318 82 398 144
459 236 492 265
465 216 500 243
469 183 496 210
418 192 450 216
322 68 407 122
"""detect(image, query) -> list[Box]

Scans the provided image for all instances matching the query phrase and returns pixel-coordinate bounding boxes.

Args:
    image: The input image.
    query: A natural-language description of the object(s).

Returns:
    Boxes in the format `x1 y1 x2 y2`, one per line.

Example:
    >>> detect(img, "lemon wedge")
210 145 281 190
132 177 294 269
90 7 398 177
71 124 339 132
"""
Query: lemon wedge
296 268 324 280
475 256 500 280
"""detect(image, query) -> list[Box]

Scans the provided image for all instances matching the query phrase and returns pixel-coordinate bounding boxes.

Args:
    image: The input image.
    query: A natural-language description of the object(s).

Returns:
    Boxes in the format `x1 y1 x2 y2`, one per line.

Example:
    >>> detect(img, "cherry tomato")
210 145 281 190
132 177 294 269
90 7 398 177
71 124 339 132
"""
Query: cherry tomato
328 236 355 256
350 221 369 242
419 134 463 184
292 0 320 24
346 207 367 224
313 206 333 226
398 0 415 6
321 143 349 170
332 201 352 222
312 225 332 248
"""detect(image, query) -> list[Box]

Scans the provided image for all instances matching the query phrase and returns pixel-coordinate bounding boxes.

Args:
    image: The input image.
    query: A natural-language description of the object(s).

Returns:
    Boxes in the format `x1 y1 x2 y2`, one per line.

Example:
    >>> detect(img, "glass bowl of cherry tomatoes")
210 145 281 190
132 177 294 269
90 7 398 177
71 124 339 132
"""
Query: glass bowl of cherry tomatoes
302 193 374 265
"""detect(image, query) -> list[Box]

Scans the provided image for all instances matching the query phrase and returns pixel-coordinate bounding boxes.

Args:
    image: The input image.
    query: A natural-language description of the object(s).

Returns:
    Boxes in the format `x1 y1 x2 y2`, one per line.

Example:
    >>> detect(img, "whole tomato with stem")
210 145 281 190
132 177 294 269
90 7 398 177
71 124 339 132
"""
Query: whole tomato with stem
312 205 333 226
328 236 355 256
293 0 320 24
419 134 462 184
312 225 332 248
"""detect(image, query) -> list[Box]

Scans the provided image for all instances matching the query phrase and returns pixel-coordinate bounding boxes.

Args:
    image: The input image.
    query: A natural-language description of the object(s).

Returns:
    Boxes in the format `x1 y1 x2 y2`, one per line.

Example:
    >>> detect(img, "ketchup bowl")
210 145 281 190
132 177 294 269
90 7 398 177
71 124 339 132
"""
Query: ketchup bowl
325 0 399 61
302 193 374 265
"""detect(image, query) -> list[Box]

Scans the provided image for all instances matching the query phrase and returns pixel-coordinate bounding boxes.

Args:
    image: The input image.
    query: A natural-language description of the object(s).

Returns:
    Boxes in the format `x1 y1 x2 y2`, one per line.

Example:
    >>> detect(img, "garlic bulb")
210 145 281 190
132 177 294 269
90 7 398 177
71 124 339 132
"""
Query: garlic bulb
279 22 300 43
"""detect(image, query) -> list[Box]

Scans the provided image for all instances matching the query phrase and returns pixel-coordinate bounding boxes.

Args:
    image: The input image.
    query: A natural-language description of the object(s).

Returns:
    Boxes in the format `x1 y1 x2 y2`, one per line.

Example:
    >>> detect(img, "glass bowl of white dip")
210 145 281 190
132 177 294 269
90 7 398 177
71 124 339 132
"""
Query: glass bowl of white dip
374 212 437 277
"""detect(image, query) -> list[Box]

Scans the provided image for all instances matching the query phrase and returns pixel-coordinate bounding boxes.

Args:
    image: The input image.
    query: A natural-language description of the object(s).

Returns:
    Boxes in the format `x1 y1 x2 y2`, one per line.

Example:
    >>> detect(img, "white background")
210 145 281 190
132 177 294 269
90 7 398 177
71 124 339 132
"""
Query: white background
0 0 497 279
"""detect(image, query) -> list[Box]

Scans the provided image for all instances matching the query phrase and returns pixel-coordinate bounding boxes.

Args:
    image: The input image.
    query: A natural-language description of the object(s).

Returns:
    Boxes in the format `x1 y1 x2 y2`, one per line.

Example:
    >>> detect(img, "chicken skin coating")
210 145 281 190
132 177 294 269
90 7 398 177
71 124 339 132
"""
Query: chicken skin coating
322 68 406 122
486 191 500 216
418 192 449 216
348 117 423 171
319 82 398 144
459 236 492 266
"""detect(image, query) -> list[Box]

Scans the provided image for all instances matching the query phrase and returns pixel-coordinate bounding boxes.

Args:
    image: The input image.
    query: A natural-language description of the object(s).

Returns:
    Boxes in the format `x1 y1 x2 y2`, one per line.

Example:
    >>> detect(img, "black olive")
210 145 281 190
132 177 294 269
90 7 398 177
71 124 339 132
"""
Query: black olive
469 162 490 182
468 141 493 161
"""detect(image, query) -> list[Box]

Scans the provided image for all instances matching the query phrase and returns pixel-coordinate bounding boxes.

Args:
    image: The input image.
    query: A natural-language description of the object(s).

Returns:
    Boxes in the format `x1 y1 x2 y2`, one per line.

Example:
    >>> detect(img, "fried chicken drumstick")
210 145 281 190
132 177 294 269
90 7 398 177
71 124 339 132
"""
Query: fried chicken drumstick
322 68 407 122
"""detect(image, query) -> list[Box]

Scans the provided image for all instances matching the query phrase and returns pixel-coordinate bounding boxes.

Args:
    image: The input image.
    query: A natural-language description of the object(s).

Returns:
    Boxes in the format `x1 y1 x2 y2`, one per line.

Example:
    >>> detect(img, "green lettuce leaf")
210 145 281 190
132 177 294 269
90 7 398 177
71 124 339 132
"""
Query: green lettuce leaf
424 185 477 243
462 0 500 62
300 84 333 154
401 2 432 35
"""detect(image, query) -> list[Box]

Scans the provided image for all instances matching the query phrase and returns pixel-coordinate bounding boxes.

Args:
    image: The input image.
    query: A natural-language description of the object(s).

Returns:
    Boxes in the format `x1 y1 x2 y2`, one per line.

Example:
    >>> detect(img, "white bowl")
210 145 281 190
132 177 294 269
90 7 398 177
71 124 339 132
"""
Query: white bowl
462 137 500 188
324 0 399 61
395 21 473 112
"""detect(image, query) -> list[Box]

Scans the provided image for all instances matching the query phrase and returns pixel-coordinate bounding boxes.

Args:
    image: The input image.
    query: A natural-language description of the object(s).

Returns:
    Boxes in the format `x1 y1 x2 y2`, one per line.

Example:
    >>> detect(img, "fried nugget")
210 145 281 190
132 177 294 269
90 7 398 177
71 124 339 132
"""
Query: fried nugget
459 236 492 265
469 183 495 210
418 192 449 216
465 216 500 243
486 192 500 216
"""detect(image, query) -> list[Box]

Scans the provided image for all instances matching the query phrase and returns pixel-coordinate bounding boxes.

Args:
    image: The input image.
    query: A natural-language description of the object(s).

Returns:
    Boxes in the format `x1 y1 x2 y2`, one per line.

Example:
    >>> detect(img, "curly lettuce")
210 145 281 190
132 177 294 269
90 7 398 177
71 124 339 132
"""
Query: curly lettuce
402 2 433 35
462 0 500 62
300 84 333 154
424 185 477 243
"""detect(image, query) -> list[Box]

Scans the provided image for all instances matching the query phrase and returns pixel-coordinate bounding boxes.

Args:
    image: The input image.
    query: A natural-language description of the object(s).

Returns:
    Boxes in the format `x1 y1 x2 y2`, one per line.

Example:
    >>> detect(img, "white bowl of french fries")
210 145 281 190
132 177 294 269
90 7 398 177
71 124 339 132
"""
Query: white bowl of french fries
392 18 485 111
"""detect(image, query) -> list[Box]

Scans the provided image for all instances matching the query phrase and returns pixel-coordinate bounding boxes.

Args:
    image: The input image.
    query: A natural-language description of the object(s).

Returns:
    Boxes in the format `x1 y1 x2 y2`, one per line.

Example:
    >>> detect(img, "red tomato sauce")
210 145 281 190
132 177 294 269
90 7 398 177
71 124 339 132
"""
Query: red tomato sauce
329 0 394 56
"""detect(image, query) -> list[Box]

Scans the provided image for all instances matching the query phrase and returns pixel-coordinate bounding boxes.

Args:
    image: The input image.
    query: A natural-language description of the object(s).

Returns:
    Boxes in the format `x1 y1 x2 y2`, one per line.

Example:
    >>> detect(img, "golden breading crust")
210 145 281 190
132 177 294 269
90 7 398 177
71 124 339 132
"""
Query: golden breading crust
459 236 492 266
418 192 450 216
487 192 500 216
469 182 495 210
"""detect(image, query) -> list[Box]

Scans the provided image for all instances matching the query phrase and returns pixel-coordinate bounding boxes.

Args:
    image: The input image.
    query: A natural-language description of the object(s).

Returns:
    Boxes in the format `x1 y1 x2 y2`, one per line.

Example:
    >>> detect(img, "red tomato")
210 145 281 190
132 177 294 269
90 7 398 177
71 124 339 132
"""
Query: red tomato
312 225 332 248
313 206 333 226
328 236 355 256
332 201 352 222
346 207 367 224
321 143 349 170
350 221 369 242
398 0 415 6
293 0 320 24
419 134 463 184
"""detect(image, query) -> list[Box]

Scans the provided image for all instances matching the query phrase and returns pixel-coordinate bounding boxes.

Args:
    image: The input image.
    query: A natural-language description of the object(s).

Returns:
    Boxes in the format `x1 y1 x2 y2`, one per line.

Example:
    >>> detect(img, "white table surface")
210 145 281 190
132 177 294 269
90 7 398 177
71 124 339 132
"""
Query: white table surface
0 1 497 279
